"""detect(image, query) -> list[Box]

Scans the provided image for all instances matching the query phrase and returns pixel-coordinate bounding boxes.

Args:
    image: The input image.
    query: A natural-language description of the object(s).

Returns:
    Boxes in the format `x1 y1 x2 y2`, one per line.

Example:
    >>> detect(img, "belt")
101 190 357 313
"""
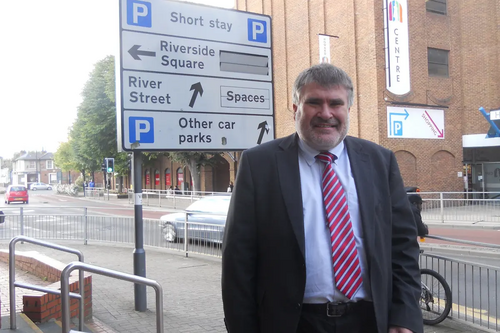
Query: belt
301 300 372 317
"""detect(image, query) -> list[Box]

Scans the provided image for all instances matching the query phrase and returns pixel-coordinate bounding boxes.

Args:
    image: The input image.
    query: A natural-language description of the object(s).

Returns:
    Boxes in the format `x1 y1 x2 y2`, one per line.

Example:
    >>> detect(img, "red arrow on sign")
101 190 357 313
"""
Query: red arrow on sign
424 110 444 138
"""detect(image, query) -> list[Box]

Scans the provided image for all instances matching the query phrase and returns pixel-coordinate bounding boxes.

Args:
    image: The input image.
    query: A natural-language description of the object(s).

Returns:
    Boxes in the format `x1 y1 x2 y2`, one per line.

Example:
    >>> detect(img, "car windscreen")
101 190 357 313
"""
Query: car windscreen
11 186 27 192
187 197 230 215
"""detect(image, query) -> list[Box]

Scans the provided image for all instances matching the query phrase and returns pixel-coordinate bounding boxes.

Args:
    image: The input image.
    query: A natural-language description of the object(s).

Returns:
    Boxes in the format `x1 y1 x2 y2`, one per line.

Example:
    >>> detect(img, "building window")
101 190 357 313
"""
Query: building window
428 48 449 77
165 168 171 187
426 0 446 15
46 160 54 169
27 161 36 169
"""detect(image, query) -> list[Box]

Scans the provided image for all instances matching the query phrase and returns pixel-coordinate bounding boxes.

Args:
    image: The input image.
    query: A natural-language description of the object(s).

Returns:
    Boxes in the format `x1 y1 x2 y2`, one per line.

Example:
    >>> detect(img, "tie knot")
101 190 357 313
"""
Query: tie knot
316 152 337 164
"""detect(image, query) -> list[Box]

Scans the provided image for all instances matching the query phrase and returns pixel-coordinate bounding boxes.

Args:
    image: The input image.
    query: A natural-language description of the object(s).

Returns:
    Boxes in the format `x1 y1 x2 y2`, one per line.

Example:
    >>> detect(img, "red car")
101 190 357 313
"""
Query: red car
4 185 29 204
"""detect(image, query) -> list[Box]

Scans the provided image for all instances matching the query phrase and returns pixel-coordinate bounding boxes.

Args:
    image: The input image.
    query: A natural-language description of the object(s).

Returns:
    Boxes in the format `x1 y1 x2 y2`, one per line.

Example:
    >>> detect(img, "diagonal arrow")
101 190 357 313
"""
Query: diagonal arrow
388 109 410 135
189 82 203 108
128 45 156 60
424 110 444 138
257 121 269 144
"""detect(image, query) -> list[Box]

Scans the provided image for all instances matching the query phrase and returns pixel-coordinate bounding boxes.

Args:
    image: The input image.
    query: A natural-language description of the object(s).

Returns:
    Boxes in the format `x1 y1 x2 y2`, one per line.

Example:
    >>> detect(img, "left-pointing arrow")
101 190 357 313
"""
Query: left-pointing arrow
128 45 156 60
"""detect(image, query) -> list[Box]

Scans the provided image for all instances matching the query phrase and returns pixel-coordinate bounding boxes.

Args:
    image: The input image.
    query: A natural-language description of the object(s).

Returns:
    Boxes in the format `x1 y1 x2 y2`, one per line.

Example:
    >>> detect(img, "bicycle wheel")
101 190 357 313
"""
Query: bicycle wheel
420 268 452 325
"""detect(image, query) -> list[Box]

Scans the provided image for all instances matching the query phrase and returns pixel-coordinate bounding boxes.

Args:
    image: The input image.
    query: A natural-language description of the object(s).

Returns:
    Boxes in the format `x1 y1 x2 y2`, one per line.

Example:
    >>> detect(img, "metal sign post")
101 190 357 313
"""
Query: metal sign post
132 151 146 311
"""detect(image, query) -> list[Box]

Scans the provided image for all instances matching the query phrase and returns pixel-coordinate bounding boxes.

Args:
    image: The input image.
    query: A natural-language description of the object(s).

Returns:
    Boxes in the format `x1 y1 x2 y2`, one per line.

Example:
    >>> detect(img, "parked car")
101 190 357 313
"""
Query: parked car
4 185 29 204
30 182 53 191
159 195 230 244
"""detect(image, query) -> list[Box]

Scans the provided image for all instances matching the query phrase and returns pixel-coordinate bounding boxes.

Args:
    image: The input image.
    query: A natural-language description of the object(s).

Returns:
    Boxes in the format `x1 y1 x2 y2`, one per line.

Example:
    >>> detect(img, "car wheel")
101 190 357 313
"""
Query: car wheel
47 187 52 190
7 201 10 205
25 201 29 204
32 188 37 191
162 223 177 242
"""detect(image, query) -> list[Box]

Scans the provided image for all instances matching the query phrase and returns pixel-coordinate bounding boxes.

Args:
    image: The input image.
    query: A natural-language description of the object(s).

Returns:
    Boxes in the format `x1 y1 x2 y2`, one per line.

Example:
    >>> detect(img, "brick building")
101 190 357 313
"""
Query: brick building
138 154 236 193
233 0 500 193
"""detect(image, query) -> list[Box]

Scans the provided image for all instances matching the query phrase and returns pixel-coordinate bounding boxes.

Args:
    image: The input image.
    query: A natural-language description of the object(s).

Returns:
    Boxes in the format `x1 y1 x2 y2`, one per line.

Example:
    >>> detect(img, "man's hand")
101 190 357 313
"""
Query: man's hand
389 327 413 333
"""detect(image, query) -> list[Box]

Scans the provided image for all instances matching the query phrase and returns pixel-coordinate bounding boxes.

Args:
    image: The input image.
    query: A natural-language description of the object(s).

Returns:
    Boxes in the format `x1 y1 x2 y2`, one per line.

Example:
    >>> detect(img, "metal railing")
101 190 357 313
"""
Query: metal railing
416 192 500 224
8 236 85 331
0 206 223 258
60 262 163 333
421 235 500 331
127 189 222 209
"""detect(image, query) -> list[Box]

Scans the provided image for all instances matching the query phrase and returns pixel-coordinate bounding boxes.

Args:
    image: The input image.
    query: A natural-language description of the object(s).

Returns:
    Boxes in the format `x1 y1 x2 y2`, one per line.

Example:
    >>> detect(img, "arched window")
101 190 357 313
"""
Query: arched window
165 168 171 187
154 169 160 186
176 167 183 188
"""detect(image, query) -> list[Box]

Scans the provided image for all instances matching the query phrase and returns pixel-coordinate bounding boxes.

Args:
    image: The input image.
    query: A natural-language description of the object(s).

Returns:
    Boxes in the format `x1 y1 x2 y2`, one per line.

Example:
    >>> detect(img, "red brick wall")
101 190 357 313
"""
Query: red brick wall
236 0 499 192
22 276 92 324
0 251 92 324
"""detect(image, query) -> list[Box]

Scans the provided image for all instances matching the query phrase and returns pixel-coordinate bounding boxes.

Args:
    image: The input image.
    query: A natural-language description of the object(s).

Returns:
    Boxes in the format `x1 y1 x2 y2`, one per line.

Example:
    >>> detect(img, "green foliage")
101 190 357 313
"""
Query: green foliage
69 55 116 171
54 141 81 172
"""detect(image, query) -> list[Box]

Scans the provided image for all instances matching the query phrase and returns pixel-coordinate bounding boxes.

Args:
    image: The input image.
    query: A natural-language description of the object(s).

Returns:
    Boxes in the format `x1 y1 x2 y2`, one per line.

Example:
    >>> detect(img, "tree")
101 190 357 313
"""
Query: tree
54 141 80 172
69 55 117 175
168 152 223 192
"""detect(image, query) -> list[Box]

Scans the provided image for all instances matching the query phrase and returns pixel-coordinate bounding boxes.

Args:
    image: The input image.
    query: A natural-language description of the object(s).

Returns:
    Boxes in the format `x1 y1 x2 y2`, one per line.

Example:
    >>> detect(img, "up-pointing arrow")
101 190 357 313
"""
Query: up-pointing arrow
257 121 269 144
189 82 203 108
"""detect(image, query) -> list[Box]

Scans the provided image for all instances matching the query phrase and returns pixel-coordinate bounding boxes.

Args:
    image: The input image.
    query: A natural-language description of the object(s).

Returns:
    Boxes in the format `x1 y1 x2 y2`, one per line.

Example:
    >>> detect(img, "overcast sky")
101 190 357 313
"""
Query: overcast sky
0 0 234 160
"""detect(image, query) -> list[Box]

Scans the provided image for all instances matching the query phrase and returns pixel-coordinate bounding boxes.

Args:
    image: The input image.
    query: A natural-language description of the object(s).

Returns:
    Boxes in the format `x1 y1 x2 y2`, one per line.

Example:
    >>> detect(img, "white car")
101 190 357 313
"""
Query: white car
30 182 53 191
159 195 230 243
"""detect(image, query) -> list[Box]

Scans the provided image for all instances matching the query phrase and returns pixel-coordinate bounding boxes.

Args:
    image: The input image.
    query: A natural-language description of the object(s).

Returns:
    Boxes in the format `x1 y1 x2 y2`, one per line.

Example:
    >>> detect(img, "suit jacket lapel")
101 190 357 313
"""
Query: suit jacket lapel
277 134 305 258
344 137 375 263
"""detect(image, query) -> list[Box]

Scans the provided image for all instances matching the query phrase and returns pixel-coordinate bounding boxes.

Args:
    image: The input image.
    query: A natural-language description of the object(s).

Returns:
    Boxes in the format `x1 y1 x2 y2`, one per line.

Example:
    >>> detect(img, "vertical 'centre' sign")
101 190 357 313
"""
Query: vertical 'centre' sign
383 0 410 95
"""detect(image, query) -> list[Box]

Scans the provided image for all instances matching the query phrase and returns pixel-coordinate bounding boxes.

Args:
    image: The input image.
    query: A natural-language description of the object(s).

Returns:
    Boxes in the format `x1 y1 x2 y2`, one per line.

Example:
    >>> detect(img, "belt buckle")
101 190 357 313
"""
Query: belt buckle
326 302 347 317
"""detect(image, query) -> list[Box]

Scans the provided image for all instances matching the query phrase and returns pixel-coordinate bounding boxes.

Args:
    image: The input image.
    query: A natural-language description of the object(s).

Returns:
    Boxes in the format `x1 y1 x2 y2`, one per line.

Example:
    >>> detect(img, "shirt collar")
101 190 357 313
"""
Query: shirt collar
297 136 345 166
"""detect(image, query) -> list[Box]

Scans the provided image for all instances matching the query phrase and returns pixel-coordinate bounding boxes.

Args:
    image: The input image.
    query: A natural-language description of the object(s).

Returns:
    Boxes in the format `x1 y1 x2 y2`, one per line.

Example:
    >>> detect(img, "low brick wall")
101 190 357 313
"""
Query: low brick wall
0 250 92 324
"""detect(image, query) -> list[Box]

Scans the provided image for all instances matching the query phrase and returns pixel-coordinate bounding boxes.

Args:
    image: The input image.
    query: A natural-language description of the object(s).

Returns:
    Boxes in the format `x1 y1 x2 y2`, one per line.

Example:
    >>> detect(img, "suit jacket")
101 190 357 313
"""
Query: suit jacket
221 134 423 333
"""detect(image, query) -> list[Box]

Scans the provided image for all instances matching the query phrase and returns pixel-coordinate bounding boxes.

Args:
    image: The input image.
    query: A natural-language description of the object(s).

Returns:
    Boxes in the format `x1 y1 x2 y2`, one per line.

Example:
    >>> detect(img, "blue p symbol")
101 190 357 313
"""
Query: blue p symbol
394 121 403 136
248 19 267 43
129 117 154 143
127 0 152 27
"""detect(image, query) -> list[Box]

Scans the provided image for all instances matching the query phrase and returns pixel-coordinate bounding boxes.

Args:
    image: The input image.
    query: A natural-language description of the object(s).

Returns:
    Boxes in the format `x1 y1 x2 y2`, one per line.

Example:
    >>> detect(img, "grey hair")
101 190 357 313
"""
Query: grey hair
292 63 354 108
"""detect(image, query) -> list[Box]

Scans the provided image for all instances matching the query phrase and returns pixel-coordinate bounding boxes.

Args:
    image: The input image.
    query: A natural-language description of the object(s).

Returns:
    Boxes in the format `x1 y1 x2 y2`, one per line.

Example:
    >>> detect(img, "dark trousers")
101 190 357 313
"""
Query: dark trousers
297 301 377 333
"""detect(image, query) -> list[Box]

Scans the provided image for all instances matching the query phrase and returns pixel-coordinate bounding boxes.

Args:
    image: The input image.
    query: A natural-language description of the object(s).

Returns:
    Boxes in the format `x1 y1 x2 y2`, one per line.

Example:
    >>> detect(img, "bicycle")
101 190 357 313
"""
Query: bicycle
419 248 452 325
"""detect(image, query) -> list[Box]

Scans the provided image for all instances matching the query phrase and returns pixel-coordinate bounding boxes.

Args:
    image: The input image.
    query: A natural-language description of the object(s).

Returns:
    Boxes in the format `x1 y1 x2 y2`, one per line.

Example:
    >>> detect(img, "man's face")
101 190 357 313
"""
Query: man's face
293 82 350 151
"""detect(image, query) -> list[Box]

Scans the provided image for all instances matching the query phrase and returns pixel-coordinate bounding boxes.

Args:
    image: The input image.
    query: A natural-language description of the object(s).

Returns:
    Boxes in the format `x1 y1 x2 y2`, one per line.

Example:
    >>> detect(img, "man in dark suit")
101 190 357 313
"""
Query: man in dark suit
222 64 422 333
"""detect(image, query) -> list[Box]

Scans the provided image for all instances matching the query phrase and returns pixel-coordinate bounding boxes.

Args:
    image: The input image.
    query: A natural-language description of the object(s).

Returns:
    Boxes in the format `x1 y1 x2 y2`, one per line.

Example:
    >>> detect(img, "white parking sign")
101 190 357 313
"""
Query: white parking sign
117 0 274 152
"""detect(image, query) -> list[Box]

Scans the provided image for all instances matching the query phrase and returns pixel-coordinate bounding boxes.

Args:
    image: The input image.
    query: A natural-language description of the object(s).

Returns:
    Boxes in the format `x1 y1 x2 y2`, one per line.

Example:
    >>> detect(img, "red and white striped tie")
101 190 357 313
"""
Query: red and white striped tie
316 152 362 299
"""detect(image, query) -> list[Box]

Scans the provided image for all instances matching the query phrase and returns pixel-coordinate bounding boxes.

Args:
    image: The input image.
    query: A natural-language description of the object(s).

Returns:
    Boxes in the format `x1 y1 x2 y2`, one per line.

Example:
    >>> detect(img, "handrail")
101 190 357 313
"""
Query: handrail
60 262 164 333
9 236 85 331
425 235 500 249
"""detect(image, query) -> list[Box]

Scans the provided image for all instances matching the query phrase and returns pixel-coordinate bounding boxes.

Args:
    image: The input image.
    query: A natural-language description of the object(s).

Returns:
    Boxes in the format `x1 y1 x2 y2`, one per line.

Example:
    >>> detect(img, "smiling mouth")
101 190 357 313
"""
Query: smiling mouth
314 123 338 129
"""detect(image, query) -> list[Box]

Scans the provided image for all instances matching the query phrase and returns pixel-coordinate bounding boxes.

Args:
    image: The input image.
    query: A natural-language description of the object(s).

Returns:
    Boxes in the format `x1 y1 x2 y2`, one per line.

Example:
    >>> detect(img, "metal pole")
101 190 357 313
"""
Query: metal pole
184 212 189 258
440 192 444 223
84 207 88 245
107 173 110 201
133 151 147 311
20 207 24 236
61 262 163 333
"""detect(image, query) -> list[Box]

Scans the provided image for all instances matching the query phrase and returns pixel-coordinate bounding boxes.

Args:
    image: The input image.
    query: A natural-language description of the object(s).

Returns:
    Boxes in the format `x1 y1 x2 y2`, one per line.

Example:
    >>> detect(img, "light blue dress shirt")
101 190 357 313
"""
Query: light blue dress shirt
298 138 371 303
